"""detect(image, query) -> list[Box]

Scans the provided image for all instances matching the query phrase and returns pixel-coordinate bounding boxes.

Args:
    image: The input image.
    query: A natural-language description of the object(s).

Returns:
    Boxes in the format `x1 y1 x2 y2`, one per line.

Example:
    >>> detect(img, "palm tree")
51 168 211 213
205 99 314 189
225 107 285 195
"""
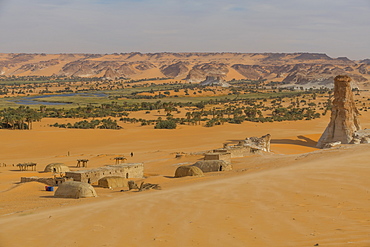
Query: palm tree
185 111 192 125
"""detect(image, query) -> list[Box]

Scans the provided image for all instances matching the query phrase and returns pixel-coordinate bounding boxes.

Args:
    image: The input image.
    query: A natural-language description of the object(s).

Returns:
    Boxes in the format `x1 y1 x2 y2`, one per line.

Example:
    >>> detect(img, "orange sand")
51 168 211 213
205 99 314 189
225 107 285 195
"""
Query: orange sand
1 114 370 246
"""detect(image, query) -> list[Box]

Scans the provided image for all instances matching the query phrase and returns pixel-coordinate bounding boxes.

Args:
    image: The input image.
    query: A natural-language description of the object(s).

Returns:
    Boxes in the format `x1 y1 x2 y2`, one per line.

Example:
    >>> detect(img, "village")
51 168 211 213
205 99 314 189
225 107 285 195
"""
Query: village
16 132 272 198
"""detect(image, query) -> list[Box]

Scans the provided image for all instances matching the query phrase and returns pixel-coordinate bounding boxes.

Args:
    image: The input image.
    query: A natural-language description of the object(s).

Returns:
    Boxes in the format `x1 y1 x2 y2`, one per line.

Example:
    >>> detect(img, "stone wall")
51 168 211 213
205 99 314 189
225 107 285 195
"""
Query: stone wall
214 146 252 158
65 163 144 184
20 176 73 186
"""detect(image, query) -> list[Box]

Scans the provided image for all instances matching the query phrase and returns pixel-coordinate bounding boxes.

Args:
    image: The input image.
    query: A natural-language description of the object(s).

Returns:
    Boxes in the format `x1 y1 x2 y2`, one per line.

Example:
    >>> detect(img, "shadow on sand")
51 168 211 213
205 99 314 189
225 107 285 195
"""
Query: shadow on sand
271 135 317 148
39 195 55 198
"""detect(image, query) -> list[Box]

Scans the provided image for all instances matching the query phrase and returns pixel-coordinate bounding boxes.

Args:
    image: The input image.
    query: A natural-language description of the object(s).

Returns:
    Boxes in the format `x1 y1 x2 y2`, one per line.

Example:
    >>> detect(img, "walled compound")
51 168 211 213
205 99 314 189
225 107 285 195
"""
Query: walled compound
65 163 144 184
20 176 73 186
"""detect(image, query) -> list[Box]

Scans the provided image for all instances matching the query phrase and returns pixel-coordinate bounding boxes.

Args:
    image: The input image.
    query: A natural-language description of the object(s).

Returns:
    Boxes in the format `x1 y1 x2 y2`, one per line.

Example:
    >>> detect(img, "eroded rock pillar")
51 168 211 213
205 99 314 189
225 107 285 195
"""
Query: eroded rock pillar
316 75 361 148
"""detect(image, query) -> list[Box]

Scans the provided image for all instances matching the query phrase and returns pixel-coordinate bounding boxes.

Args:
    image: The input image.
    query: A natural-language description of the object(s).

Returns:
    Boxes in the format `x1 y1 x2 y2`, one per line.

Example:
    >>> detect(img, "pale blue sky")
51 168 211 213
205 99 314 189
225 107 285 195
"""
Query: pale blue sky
0 0 369 59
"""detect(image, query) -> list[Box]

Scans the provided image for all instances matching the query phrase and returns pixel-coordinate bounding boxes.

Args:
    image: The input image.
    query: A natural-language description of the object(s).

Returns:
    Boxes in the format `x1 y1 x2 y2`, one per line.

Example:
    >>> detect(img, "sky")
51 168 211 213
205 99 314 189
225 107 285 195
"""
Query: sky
0 0 369 59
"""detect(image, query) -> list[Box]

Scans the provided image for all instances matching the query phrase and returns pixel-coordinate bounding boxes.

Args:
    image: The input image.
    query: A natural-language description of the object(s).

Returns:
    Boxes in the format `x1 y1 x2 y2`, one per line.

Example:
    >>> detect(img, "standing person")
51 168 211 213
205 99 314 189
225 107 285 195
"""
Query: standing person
130 152 134 157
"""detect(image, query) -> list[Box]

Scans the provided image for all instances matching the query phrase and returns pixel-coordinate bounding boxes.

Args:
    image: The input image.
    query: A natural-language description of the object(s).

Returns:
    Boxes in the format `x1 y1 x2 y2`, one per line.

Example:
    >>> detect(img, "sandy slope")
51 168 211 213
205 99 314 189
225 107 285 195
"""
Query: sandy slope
1 115 370 246
0 145 370 247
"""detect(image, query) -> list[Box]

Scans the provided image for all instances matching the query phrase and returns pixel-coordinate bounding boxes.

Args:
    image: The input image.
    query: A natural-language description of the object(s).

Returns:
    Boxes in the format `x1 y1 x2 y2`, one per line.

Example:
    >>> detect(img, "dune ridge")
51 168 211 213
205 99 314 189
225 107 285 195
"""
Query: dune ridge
1 144 370 246
0 109 370 246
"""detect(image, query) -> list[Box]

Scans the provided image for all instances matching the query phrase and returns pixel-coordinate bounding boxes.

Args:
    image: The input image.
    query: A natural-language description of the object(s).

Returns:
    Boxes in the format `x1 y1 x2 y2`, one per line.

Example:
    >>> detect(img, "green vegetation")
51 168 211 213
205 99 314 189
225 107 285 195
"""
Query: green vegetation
0 106 42 129
154 119 177 129
0 75 102 85
0 78 329 109
0 88 333 130
0 75 356 130
53 118 121 129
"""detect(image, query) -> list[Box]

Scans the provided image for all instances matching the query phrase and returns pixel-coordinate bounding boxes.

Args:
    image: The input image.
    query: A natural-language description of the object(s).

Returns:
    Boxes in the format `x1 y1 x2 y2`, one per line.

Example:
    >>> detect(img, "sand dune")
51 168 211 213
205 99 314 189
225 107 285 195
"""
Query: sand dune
1 114 370 246
1 145 370 246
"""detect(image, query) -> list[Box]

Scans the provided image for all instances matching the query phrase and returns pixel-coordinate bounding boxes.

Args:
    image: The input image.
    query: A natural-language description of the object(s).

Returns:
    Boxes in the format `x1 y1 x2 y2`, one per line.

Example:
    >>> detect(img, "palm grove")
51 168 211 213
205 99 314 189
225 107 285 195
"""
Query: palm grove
0 89 337 130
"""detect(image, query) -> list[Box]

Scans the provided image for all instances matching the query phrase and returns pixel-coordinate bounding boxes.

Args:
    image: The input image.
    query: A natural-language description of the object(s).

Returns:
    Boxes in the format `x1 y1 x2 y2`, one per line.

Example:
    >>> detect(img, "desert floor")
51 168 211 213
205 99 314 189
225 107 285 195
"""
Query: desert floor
0 114 370 247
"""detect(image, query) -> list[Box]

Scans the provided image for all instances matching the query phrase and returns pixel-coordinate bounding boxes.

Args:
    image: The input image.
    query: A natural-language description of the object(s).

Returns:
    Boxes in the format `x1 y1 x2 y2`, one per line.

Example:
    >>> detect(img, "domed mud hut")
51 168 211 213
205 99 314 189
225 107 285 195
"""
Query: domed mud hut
98 176 127 188
54 181 97 198
174 165 204 178
192 160 232 173
44 163 70 173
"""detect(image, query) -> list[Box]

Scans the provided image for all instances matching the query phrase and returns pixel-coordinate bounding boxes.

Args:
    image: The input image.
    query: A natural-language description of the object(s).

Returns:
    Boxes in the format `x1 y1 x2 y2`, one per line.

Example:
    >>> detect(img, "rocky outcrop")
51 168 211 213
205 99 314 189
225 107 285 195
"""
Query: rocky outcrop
134 61 155 71
322 141 342 149
358 64 369 75
231 64 265 80
199 76 230 87
118 63 137 77
360 59 370 65
242 134 271 152
59 61 97 77
103 67 120 80
14 59 60 73
293 53 332 60
281 64 367 88
350 129 370 144
185 63 229 82
316 75 361 148
160 61 189 78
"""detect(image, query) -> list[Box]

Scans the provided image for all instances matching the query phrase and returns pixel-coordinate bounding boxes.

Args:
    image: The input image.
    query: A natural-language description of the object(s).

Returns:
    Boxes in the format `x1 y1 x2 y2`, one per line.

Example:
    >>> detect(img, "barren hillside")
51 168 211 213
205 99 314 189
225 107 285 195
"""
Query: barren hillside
1 52 369 87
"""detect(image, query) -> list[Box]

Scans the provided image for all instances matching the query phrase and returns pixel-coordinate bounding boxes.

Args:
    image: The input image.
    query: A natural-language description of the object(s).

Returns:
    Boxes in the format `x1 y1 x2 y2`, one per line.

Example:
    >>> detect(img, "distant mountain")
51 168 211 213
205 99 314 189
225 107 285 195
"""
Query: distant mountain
360 59 370 65
0 52 369 88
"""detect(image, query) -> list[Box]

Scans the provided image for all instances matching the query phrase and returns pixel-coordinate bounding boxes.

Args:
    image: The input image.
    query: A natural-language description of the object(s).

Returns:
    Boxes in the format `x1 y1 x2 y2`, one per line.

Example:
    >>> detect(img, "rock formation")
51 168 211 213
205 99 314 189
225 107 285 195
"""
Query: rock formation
128 180 139 190
199 75 231 87
316 75 361 148
185 62 229 83
103 67 120 80
350 129 370 144
160 61 189 78
138 182 161 192
242 134 271 152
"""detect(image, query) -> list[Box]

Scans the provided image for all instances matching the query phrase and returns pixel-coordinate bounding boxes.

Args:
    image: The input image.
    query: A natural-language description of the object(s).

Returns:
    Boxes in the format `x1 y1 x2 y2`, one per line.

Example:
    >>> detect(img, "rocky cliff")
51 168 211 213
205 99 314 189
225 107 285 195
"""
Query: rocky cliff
199 76 230 87
0 52 369 87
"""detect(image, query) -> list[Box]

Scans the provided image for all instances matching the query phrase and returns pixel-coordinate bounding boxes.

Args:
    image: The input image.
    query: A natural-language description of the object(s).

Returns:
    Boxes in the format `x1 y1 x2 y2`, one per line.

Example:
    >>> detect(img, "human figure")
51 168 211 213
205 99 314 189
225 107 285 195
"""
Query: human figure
130 152 134 157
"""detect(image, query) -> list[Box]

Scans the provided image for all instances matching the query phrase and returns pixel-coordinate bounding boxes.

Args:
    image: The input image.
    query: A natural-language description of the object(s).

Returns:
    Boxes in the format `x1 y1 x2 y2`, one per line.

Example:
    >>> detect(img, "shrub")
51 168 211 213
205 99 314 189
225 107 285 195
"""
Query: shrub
154 120 177 129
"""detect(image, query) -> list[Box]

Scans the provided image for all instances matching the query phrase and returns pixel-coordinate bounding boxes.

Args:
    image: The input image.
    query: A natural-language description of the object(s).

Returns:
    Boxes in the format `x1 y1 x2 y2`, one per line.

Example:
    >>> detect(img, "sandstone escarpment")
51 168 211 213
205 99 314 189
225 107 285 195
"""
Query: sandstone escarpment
185 63 229 83
294 53 332 61
103 67 120 80
160 61 189 78
231 64 264 80
316 75 361 148
14 59 60 73
360 59 370 65
0 53 369 87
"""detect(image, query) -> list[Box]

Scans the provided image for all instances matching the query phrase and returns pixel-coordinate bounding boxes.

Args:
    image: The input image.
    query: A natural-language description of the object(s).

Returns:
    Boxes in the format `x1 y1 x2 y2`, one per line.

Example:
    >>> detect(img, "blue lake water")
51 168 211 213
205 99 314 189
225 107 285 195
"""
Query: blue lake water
8 93 107 105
